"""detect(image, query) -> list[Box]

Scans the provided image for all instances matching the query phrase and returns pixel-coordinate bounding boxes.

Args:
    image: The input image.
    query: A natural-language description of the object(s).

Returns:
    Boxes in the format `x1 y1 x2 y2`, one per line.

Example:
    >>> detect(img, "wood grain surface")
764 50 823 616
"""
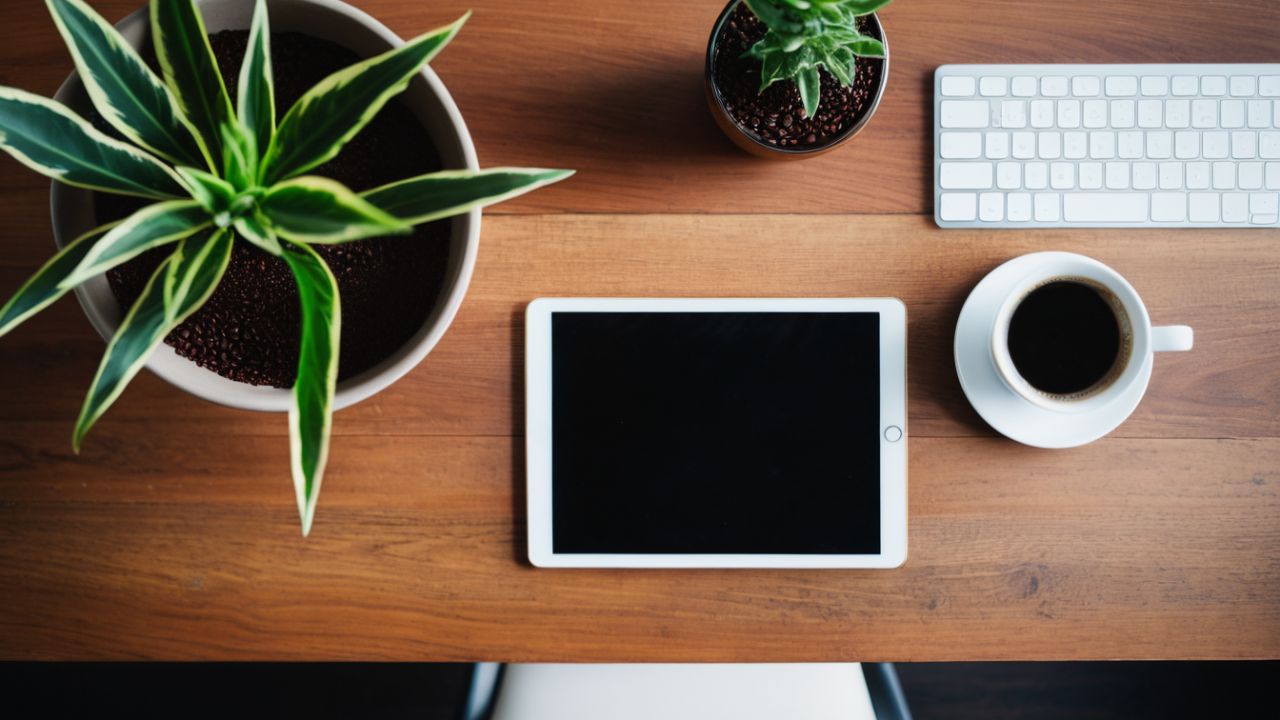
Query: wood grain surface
1 0 1279 661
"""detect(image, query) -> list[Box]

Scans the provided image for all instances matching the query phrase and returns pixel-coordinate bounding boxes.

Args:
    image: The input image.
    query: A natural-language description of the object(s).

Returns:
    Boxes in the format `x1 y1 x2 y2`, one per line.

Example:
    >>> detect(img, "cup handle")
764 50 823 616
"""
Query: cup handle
1152 325 1194 352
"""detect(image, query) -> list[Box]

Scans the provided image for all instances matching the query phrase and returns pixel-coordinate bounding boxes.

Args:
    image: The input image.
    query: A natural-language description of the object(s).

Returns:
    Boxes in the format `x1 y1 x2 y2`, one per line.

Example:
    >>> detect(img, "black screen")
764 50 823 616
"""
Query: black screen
551 312 881 554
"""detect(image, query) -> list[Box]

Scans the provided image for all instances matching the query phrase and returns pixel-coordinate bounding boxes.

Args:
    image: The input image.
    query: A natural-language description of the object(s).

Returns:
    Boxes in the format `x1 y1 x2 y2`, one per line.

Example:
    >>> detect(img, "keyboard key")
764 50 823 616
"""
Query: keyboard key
1187 161 1212 189
1233 131 1258 159
1175 131 1199 159
1262 76 1280 97
997 161 1021 189
1214 161 1236 189
1239 162 1264 189
1250 192 1278 215
1202 76 1227 96
1064 193 1148 222
1274 101 1279 126
1012 131 1036 159
1166 99 1190 128
941 100 990 128
941 76 976 96
1248 100 1271 128
941 131 983 158
979 192 1004 221
1079 162 1103 189
1172 76 1198 96
985 132 1010 159
1152 193 1187 221
1111 100 1136 128
980 76 1008 96
1223 192 1248 221
1057 100 1081 128
1030 100 1054 128
1011 76 1037 97
939 192 977 221
1141 76 1169 96
1251 214 1277 224
940 162 994 189
1106 76 1138 96
1025 162 1048 189
1260 131 1280 158
1231 76 1257 96
1041 76 1069 97
1083 99 1108 128
1137 100 1162 128
1038 132 1061 159
1146 131 1172 159
1063 131 1088 159
1221 100 1246 128
1106 161 1130 189
1192 99 1218 128
1050 162 1075 189
1072 76 1101 96
1267 162 1280 189
1007 193 1032 221
1132 162 1158 190
1001 100 1027 128
1118 131 1145 159
1090 131 1116 159
1159 162 1183 189
1189 193 1219 222
1034 193 1060 221
1203 131 1229 159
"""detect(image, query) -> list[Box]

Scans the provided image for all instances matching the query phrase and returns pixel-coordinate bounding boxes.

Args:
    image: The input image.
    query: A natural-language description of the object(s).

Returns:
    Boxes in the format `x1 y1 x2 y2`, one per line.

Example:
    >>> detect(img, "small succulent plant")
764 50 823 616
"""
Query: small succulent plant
743 0 890 118
0 0 572 535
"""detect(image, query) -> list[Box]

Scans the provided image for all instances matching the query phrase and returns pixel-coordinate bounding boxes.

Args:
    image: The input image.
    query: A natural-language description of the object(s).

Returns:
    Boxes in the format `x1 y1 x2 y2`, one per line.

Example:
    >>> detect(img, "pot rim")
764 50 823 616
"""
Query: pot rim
49 0 480 414
704 0 890 155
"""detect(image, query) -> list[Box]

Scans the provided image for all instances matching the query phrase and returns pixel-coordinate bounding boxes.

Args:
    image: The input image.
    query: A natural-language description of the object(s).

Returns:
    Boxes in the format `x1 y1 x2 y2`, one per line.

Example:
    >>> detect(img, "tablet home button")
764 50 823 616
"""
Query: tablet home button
884 425 904 442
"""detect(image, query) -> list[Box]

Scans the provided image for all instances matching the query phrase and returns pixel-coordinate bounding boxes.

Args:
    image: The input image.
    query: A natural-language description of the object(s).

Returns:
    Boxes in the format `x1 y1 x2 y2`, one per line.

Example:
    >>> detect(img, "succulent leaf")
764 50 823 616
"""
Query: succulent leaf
72 227 233 451
237 0 275 162
280 242 340 537
0 87 186 199
233 211 283 256
261 176 410 244
362 168 575 225
62 200 211 286
151 0 236 166
261 13 469 184
0 222 118 338
174 165 236 214
44 0 208 168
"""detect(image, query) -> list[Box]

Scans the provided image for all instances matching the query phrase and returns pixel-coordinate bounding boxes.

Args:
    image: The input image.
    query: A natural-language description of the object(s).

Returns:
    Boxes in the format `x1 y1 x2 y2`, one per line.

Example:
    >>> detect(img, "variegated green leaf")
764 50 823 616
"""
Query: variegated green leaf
237 0 274 161
261 13 469 184
363 168 573 225
845 36 885 57
280 241 339 537
744 0 804 33
0 87 185 198
174 165 235 216
62 200 210 286
837 0 893 15
220 123 255 191
798 66 821 117
261 176 410 244
234 211 283 256
44 0 208 168
0 222 118 338
73 227 233 451
151 0 235 163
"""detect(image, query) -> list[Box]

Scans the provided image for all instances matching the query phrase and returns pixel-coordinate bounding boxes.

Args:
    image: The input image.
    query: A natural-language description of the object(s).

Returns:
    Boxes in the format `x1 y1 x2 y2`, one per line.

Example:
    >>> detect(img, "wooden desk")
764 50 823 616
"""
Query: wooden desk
1 0 1278 661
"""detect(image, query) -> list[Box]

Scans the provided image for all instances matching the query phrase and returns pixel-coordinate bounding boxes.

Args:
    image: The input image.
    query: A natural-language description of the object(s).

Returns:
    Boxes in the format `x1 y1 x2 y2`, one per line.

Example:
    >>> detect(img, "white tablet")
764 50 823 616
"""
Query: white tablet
525 298 907 569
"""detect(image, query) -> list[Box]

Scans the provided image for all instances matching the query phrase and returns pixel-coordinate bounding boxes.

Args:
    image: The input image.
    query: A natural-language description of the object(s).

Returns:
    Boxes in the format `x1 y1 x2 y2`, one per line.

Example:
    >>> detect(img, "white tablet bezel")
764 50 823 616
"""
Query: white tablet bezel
525 297 907 569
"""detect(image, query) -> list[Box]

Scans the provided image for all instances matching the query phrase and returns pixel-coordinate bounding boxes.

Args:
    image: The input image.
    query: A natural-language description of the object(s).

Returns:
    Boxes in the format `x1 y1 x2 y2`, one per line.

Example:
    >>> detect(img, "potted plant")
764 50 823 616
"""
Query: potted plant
705 0 891 158
0 0 572 535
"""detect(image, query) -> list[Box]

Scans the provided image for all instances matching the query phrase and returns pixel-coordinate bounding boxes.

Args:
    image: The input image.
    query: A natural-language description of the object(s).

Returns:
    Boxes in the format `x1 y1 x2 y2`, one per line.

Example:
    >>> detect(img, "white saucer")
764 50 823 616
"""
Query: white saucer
953 253 1151 448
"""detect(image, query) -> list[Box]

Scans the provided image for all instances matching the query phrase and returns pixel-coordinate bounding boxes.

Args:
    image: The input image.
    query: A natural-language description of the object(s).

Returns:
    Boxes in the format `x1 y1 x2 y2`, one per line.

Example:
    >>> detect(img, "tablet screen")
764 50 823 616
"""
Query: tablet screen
551 312 881 555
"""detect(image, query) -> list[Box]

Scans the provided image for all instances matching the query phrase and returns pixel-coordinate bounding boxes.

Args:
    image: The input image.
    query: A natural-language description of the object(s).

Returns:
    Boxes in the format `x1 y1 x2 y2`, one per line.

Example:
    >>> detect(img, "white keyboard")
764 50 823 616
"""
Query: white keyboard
933 64 1280 228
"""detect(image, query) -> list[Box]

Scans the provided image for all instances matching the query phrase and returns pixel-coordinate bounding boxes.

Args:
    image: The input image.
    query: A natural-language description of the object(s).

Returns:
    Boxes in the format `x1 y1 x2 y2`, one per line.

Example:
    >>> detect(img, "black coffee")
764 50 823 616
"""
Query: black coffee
1007 280 1123 395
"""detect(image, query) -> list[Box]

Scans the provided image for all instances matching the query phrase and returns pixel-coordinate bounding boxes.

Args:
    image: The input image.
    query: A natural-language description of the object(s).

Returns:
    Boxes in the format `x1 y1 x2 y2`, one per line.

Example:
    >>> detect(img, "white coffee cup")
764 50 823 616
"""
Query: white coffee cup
990 252 1193 414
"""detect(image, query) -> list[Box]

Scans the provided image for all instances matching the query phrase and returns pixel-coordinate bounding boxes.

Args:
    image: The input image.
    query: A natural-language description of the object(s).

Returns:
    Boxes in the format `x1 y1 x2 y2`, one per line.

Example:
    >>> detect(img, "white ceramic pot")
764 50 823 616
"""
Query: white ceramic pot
49 0 480 412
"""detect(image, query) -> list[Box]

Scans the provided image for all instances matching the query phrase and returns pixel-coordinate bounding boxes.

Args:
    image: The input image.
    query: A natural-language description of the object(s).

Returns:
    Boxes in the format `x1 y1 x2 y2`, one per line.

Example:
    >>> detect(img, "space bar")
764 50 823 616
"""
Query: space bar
1063 193 1149 222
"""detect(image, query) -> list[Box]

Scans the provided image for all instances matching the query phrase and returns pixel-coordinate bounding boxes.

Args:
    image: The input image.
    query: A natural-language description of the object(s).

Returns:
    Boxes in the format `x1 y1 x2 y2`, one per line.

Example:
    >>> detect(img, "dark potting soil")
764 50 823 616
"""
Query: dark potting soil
95 31 450 387
710 3 883 150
